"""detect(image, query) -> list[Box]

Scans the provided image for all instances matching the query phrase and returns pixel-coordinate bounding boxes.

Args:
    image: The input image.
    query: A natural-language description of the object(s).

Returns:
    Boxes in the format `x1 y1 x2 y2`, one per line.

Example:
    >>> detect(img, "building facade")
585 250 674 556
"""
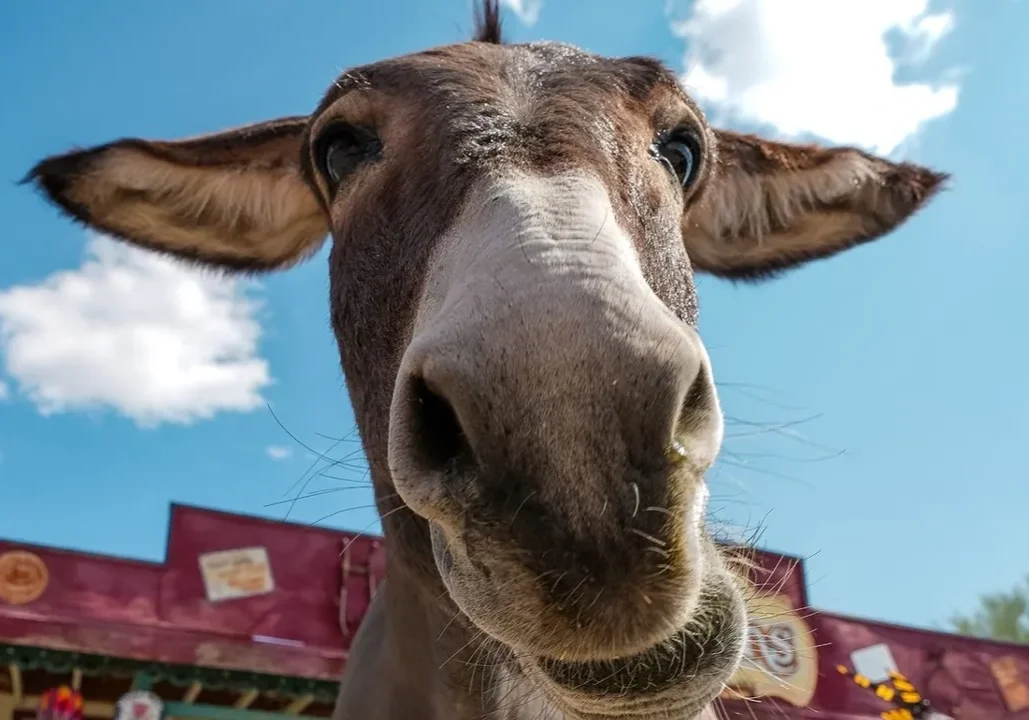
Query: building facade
0 505 384 720
1 505 1026 720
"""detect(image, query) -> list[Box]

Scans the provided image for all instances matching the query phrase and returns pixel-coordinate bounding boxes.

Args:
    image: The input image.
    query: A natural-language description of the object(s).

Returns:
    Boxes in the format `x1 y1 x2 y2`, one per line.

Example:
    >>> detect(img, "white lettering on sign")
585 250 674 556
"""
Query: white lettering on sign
722 594 818 707
746 619 800 676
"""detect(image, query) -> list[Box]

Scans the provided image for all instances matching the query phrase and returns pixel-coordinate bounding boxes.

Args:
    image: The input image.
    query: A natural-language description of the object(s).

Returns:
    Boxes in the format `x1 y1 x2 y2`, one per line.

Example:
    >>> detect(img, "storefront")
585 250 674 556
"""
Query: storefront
2 504 1027 720
0 505 384 720
709 548 1029 719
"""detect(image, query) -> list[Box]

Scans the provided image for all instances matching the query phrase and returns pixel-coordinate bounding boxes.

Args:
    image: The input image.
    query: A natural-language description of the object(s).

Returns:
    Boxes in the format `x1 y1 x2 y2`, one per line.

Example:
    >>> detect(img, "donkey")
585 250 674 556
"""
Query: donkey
26 3 945 718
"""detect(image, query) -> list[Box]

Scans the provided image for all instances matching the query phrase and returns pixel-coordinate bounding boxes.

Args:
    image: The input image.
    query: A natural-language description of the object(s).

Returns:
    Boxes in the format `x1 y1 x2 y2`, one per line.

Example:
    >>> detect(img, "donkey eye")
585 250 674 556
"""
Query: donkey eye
317 124 381 188
652 134 700 189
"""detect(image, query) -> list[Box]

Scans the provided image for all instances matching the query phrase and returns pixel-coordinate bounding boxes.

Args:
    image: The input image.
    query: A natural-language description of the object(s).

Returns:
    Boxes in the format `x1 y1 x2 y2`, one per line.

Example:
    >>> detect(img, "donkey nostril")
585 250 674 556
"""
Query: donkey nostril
680 366 712 421
672 361 721 471
408 376 474 473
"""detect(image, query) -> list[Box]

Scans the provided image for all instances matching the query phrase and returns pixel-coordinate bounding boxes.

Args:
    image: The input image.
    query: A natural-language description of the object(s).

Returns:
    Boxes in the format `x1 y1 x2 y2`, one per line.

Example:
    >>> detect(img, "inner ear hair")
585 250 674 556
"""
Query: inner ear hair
685 131 949 280
25 116 330 273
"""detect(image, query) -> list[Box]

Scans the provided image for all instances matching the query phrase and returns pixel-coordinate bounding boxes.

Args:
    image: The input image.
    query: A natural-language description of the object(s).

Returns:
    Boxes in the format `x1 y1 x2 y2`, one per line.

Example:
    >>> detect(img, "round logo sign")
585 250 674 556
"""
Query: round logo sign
0 550 49 605
115 691 163 720
722 593 818 707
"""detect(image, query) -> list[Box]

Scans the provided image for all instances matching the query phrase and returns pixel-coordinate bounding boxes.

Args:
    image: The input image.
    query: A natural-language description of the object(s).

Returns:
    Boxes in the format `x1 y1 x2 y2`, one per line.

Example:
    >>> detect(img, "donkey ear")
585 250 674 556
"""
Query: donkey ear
684 129 948 280
25 116 329 272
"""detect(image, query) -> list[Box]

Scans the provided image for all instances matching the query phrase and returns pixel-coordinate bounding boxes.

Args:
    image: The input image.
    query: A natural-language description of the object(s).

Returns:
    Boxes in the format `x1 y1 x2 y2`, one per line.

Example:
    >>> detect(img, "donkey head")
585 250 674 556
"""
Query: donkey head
27 7 944 718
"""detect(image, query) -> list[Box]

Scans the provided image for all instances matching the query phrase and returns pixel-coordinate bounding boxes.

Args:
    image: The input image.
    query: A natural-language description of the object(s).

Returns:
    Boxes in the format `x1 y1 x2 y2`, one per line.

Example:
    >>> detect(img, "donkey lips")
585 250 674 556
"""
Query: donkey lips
530 573 747 711
537 627 715 692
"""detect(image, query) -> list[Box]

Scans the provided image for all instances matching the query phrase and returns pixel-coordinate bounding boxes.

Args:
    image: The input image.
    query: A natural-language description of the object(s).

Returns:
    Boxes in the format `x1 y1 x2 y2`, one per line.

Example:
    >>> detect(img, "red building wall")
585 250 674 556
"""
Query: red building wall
3 505 1028 719
0 505 385 680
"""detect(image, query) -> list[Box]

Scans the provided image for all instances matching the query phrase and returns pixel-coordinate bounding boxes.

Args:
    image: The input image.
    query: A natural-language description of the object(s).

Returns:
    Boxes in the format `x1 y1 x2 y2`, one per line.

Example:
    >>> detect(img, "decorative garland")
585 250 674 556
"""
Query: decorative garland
836 664 949 720
0 644 338 702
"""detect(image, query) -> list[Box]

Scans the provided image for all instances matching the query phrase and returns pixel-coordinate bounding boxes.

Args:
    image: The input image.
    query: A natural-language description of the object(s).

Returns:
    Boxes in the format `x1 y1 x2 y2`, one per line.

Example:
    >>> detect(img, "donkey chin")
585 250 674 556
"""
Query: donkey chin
394 385 749 718
428 513 747 718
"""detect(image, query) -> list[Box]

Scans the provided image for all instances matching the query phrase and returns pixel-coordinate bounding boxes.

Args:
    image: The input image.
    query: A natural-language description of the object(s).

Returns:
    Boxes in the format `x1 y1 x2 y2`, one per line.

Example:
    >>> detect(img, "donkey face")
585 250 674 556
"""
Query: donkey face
28 25 944 720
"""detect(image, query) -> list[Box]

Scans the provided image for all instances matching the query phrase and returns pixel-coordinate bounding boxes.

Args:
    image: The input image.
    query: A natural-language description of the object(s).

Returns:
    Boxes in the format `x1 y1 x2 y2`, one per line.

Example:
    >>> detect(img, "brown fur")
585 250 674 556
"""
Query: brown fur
25 3 946 718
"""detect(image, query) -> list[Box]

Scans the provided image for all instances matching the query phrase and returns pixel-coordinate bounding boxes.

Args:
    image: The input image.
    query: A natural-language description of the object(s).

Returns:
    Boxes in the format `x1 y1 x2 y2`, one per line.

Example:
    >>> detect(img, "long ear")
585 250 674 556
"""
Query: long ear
684 130 948 280
25 116 329 272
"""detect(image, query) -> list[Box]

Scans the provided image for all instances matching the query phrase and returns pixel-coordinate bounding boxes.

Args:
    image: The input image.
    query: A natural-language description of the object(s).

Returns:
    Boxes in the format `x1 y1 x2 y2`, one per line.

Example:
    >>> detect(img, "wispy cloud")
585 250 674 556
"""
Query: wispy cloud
501 0 542 26
266 445 292 461
0 380 8 402
0 234 271 426
672 0 960 155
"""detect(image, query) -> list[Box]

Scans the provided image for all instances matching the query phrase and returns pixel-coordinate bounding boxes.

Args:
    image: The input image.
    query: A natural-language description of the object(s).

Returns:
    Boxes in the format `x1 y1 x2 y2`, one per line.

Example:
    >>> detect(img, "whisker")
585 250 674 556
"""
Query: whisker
628 527 666 548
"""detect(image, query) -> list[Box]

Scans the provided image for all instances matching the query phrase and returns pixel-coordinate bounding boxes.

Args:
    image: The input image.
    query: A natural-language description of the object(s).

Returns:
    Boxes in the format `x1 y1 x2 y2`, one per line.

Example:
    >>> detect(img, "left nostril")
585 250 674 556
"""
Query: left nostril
407 375 474 474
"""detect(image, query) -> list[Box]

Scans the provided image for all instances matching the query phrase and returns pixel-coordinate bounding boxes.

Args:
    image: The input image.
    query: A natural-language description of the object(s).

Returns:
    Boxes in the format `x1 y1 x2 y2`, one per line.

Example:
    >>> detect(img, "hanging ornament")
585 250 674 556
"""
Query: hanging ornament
37 686 84 720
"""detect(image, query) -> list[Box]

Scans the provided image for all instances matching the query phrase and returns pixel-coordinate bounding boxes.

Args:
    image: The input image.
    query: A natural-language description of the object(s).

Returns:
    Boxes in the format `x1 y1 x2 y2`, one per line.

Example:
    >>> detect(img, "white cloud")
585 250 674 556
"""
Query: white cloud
266 445 292 461
0 380 8 401
0 234 271 426
501 0 542 26
672 0 960 155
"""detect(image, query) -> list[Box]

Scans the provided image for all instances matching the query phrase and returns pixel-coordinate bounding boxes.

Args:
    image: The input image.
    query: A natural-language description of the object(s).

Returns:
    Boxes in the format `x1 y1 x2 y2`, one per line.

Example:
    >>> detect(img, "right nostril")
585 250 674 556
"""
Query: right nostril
408 376 474 473
672 361 722 471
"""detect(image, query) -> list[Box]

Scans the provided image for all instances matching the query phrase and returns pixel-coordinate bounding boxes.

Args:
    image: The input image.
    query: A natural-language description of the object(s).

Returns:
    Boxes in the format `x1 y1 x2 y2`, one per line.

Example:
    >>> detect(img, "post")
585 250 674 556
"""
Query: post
131 673 153 692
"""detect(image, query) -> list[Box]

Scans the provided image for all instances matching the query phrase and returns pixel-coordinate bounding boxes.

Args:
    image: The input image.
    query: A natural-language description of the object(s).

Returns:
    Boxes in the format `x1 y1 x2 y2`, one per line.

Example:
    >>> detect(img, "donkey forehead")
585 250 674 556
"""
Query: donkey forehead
311 42 698 133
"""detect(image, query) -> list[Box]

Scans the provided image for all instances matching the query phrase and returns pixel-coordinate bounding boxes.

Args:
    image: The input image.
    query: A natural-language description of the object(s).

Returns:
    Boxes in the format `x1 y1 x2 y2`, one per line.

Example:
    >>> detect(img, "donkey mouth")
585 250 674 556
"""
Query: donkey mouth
537 621 734 692
528 572 746 715
429 520 746 715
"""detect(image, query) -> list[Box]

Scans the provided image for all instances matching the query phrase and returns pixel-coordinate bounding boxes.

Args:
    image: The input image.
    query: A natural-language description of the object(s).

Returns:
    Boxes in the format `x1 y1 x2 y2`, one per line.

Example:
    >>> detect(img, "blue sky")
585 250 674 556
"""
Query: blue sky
0 0 1025 632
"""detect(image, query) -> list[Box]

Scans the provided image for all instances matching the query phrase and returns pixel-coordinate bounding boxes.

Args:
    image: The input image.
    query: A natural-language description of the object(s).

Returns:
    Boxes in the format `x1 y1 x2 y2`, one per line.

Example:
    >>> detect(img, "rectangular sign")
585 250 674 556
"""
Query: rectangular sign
198 546 275 602
991 656 1029 712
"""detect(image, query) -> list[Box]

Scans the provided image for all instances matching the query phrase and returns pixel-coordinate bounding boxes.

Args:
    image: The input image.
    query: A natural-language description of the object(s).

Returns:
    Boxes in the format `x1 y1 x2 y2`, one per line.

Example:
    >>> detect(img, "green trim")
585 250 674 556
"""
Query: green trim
163 702 304 720
132 672 153 692
0 644 338 702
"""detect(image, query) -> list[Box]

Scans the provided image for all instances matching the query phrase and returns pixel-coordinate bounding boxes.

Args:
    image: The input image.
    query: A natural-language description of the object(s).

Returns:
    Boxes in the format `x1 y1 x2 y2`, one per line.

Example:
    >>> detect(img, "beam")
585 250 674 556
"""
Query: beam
282 696 313 715
131 672 152 692
7 666 21 705
232 690 259 709
182 682 203 704
71 667 82 691
164 702 306 720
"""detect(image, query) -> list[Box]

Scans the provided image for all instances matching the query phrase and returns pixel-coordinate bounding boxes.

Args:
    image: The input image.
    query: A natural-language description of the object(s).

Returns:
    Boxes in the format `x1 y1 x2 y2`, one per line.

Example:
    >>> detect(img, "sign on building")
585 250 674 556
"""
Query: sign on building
198 546 275 602
114 691 163 720
721 593 819 707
